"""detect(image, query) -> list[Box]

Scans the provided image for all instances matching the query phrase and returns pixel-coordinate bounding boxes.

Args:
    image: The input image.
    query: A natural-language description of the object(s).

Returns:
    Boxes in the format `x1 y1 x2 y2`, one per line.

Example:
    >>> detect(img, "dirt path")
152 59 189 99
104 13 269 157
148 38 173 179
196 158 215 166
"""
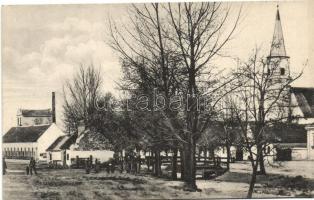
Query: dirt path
3 173 38 200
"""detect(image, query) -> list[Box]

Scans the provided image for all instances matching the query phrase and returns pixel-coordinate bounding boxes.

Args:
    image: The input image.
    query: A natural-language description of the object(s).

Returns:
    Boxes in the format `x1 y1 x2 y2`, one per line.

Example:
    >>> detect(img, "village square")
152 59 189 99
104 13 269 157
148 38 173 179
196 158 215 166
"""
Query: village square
2 1 314 199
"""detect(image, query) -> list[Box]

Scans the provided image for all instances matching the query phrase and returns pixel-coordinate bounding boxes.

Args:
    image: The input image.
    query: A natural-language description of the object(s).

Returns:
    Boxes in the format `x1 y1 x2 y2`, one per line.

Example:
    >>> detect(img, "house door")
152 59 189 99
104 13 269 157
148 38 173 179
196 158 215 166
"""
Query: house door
276 148 292 161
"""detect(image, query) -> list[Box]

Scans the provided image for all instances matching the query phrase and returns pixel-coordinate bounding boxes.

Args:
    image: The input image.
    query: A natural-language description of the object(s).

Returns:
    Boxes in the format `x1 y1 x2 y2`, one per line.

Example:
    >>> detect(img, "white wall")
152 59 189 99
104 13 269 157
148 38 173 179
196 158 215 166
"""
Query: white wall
17 115 52 127
306 126 314 160
214 146 237 158
37 124 65 161
291 148 308 160
242 144 275 163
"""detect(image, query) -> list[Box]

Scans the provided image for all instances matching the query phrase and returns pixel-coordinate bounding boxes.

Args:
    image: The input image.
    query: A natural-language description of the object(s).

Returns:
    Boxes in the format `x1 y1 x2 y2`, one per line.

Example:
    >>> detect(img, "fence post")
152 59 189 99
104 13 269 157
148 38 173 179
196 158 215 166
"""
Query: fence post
76 156 79 168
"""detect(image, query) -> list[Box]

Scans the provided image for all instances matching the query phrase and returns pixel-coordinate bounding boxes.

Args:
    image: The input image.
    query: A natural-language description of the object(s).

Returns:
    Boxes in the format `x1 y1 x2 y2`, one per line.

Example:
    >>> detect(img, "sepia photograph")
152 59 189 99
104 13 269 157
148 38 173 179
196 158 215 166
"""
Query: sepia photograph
1 0 314 199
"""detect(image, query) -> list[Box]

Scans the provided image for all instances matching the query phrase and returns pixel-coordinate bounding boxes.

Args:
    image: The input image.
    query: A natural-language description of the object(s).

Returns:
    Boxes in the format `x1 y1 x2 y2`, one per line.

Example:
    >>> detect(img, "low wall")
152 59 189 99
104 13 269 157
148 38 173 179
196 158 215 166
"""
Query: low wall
291 148 308 160
68 150 114 164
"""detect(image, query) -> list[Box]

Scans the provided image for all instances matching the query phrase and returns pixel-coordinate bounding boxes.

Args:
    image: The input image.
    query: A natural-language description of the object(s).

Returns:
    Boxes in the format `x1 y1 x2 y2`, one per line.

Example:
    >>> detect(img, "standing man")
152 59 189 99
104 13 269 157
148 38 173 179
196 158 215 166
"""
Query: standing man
29 157 37 175
3 157 7 175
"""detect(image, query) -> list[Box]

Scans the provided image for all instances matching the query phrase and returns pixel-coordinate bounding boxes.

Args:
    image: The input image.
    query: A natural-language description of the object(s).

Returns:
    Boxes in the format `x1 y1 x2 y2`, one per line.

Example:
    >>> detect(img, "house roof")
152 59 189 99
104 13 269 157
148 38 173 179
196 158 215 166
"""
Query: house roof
291 87 314 118
19 109 52 117
265 123 307 143
46 135 76 151
73 129 113 151
3 125 51 143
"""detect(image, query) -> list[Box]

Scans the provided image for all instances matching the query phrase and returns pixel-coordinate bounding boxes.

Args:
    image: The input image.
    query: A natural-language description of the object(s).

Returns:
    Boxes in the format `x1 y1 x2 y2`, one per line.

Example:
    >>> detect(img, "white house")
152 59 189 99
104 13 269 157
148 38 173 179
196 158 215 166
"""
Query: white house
3 123 65 161
46 122 114 166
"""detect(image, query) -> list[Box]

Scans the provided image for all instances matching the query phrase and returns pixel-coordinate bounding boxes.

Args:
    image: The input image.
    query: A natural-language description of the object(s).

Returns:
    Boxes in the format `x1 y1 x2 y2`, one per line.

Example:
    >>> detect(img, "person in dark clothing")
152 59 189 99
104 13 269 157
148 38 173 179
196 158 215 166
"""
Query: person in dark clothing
3 157 7 175
85 158 90 174
26 166 29 175
29 157 37 175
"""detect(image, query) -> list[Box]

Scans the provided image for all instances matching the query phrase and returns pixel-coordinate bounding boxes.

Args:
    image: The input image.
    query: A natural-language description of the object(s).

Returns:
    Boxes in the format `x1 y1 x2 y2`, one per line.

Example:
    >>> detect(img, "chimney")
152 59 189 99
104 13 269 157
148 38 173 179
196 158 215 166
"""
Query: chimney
77 120 85 136
52 92 56 123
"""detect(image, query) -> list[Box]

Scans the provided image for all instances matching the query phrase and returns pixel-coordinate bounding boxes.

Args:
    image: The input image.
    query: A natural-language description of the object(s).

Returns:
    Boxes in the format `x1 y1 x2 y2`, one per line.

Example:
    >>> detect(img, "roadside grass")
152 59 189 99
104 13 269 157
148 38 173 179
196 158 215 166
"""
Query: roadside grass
27 162 314 199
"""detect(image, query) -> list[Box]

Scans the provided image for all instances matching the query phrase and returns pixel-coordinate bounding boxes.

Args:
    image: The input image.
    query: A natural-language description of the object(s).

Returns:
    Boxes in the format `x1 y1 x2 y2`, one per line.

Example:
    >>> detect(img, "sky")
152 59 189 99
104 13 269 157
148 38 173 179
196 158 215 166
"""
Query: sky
2 1 314 132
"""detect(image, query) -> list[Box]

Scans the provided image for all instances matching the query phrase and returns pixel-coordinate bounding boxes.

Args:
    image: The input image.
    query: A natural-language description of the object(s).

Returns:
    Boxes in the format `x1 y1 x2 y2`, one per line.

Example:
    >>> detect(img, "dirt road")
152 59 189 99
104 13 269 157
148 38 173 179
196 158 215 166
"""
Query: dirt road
3 173 38 200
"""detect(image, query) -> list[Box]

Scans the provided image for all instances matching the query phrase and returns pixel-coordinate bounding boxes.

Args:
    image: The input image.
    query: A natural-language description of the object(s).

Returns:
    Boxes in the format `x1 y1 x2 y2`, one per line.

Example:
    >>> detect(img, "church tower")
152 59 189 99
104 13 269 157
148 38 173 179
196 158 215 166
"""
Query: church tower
267 5 291 85
267 5 291 120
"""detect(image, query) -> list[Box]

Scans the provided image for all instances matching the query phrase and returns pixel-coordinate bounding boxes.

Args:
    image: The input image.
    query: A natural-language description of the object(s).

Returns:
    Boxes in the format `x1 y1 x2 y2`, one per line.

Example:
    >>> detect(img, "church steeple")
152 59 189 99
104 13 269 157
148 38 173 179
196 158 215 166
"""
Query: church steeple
267 5 290 79
269 5 288 58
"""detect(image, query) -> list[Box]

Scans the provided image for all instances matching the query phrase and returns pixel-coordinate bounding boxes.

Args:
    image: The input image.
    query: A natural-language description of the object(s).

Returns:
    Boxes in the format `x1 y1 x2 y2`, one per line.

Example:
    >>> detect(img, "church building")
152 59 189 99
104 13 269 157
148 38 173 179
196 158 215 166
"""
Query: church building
265 6 314 160
2 92 66 161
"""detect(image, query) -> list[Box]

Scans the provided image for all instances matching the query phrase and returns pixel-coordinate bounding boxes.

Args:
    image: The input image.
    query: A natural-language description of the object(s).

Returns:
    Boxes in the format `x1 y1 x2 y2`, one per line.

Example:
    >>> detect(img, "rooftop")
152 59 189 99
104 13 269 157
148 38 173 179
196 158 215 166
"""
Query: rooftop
18 109 52 117
292 87 314 118
46 135 76 151
3 125 51 143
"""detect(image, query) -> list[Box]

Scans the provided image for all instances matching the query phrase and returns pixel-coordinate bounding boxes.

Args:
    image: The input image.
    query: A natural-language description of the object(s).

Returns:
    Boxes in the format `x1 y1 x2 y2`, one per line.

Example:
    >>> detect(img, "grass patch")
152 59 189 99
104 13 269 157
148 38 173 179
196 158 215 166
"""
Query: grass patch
84 175 147 185
32 176 82 187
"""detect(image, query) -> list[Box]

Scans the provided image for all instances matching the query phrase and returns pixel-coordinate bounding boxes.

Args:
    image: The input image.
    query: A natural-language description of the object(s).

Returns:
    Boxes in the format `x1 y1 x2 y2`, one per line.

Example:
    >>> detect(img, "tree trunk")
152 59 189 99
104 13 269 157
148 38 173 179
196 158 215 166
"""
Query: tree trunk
180 149 185 180
154 150 162 177
183 135 197 191
136 149 141 173
257 145 266 175
258 152 266 175
247 163 258 198
171 147 178 180
226 143 231 171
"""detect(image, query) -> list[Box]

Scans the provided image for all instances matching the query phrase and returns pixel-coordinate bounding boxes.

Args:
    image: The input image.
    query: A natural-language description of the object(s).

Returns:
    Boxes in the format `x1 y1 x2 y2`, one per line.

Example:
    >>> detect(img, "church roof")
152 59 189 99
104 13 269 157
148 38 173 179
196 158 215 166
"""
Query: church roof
266 123 307 143
19 109 52 117
269 7 287 58
3 125 51 143
291 87 314 118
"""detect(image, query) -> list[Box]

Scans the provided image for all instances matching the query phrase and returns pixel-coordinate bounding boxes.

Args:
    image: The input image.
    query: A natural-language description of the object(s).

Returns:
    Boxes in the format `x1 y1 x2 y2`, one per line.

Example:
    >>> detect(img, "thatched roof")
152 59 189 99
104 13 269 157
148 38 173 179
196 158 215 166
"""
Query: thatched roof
73 129 113 151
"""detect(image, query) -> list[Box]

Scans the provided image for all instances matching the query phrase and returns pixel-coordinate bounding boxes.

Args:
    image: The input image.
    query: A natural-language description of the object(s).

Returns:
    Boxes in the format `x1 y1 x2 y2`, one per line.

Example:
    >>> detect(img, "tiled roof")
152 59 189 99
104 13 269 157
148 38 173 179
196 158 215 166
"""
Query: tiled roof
3 125 51 143
292 87 314 118
19 109 52 117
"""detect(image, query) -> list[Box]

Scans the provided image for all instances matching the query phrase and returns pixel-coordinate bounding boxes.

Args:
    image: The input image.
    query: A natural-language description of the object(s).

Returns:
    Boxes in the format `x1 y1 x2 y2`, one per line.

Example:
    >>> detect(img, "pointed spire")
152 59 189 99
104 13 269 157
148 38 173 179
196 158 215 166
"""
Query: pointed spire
269 5 287 57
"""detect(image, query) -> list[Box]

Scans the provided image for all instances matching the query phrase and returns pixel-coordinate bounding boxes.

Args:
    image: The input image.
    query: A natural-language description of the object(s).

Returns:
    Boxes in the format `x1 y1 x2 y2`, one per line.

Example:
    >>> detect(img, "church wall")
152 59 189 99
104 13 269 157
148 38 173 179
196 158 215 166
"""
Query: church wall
18 116 52 126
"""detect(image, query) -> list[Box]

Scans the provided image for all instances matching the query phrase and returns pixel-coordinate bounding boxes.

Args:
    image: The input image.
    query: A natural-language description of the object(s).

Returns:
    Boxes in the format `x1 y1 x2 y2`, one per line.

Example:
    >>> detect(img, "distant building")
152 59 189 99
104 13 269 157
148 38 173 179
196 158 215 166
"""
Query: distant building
3 124 65 161
16 109 52 126
265 7 314 160
46 121 113 166
2 92 63 161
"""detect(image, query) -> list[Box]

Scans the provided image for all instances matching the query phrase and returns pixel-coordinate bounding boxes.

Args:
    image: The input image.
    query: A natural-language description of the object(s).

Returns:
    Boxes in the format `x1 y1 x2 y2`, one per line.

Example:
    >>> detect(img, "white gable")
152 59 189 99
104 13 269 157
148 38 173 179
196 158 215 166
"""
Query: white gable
37 123 65 160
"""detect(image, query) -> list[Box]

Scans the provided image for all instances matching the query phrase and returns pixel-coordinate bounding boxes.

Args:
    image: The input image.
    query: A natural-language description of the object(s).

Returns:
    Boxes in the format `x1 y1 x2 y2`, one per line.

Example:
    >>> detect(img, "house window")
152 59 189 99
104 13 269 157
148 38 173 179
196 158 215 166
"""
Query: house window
67 154 69 160
34 118 43 125
280 68 285 75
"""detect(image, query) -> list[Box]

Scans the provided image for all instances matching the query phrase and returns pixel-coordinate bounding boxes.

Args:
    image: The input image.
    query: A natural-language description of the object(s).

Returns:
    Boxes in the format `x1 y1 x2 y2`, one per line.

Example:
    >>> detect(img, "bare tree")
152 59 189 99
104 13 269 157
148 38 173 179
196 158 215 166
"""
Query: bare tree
63 64 102 134
109 2 241 190
166 2 241 190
